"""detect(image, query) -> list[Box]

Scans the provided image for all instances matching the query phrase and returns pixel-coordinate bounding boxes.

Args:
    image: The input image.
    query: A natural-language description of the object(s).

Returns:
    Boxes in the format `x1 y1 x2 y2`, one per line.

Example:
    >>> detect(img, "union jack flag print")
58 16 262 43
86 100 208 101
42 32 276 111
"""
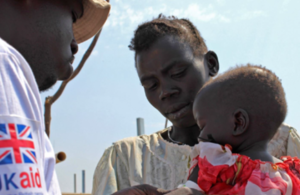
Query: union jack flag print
0 123 36 165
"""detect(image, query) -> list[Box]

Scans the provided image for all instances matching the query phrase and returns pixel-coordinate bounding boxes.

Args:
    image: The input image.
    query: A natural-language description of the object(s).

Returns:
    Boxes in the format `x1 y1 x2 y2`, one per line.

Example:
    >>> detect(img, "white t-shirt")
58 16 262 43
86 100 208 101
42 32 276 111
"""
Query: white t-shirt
0 38 60 194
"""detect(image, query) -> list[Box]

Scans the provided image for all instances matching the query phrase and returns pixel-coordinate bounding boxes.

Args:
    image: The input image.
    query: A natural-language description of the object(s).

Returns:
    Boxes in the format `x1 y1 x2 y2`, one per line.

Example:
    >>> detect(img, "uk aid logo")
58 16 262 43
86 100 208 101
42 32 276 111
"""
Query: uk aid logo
0 123 42 192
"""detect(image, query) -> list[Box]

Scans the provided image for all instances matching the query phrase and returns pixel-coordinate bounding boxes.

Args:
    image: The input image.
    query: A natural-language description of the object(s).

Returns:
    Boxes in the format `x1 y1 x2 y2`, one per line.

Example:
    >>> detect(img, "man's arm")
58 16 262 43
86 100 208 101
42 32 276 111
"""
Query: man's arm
111 184 204 195
111 166 203 195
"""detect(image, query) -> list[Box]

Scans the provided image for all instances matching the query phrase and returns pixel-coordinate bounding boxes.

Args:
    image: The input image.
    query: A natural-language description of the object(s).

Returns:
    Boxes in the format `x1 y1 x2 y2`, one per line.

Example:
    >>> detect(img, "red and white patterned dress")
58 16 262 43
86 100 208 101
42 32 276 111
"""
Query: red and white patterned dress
187 142 300 195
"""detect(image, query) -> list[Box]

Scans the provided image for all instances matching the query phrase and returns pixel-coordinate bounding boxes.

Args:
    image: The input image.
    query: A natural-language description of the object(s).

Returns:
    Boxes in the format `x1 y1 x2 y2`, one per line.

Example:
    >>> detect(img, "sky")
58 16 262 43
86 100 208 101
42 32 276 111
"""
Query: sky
40 0 300 193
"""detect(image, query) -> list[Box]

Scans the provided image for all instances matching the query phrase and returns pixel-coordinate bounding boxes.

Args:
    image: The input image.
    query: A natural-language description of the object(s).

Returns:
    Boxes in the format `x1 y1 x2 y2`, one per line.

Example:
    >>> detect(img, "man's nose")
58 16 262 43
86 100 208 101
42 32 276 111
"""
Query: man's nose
159 86 180 101
71 39 79 55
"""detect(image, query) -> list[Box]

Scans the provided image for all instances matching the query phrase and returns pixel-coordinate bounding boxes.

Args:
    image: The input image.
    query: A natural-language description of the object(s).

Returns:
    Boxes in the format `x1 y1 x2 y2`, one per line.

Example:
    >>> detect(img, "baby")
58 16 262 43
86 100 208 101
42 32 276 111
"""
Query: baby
185 65 300 194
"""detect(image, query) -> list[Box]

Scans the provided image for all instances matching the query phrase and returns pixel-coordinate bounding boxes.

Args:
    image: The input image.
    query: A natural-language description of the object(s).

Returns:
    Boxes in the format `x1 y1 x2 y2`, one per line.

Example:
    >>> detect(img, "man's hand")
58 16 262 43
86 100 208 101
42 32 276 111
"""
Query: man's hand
111 184 204 195
111 184 168 195
165 187 204 195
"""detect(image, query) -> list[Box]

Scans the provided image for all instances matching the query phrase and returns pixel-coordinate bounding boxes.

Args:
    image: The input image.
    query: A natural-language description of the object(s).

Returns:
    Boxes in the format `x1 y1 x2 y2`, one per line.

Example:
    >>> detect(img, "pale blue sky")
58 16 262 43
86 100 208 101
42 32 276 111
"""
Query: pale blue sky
41 0 300 193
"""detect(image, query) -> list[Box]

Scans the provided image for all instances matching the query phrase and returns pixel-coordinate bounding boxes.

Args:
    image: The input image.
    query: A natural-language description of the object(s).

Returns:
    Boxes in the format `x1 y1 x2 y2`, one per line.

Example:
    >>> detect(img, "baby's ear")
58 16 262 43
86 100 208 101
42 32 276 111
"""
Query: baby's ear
232 109 249 136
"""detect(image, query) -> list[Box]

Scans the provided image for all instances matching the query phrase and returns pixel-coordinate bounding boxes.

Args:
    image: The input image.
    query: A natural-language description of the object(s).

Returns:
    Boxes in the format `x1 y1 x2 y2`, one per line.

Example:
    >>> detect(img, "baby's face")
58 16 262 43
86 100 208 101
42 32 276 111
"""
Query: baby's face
193 87 234 145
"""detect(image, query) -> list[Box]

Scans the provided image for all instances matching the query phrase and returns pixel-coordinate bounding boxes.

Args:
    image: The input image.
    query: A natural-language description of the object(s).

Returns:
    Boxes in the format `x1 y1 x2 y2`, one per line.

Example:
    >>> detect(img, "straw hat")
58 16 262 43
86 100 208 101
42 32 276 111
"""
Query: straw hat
73 0 111 44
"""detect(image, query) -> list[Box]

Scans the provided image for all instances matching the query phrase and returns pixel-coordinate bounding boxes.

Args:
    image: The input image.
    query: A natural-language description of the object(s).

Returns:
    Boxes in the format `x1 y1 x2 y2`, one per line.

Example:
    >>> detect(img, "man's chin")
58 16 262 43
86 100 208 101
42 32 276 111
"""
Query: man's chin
58 65 73 80
166 110 196 128
39 66 73 92
39 76 57 92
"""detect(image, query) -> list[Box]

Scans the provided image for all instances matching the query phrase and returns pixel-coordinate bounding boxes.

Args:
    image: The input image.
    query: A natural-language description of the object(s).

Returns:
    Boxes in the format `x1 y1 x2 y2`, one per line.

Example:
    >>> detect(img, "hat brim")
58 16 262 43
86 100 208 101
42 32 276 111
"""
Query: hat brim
73 0 111 44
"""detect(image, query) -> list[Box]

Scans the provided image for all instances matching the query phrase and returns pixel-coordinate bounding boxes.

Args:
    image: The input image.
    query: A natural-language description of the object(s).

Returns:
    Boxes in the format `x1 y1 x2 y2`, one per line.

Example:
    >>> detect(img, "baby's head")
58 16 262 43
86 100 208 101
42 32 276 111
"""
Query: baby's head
193 65 287 150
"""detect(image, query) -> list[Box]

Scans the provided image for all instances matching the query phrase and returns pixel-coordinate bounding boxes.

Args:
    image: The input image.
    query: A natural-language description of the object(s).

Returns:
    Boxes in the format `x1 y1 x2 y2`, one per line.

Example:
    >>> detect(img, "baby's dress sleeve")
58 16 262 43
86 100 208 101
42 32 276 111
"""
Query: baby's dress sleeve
186 142 300 195
280 156 300 194
186 142 239 194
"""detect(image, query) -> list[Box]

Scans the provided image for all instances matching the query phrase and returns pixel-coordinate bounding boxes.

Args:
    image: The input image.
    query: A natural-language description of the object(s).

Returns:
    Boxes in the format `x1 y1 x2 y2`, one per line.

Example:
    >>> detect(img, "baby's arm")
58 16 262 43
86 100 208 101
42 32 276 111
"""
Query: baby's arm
185 165 202 192
188 165 199 183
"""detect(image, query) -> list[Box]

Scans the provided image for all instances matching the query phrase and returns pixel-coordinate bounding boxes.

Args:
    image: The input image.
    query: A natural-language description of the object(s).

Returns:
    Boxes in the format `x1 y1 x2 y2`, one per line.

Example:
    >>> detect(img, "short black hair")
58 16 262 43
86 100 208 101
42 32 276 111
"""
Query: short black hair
129 14 208 58
198 64 287 139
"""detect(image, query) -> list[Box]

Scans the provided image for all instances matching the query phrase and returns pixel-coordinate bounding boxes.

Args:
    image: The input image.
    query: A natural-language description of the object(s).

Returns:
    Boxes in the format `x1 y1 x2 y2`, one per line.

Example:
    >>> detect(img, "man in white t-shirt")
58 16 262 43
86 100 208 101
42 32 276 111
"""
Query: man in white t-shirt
0 0 110 194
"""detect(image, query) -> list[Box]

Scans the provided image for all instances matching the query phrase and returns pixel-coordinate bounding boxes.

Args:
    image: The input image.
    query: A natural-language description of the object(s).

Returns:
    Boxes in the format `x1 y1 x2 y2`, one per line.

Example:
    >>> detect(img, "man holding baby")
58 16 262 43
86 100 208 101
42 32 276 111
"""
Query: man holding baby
92 15 300 195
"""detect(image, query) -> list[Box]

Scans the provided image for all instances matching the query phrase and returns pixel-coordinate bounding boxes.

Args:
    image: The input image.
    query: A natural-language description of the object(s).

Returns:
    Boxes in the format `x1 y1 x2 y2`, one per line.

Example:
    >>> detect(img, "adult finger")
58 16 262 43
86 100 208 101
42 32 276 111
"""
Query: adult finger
165 187 204 195
111 184 169 195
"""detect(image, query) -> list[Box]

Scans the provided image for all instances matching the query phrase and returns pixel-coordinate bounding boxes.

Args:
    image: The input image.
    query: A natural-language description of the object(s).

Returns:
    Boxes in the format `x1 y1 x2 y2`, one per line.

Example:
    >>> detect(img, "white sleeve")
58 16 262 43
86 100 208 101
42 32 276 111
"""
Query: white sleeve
47 171 61 195
0 51 57 194
92 145 131 195
92 146 119 195
43 131 61 195
0 66 48 194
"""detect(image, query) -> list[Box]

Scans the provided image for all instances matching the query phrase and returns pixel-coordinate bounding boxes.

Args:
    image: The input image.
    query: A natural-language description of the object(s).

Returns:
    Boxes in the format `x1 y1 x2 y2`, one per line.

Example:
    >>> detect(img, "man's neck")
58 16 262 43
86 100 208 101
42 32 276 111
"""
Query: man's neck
166 124 200 146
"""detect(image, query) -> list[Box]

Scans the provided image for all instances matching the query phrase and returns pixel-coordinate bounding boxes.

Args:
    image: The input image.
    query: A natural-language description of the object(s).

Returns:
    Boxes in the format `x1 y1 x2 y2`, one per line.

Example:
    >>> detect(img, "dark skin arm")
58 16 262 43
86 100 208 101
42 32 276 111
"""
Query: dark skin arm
188 165 199 184
166 187 204 195
111 184 167 195
111 184 204 195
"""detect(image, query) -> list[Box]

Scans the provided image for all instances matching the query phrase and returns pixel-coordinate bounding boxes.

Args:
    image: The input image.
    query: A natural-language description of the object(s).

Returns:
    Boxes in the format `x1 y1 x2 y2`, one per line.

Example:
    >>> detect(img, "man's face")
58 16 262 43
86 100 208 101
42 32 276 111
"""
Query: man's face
136 36 210 128
13 0 84 91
